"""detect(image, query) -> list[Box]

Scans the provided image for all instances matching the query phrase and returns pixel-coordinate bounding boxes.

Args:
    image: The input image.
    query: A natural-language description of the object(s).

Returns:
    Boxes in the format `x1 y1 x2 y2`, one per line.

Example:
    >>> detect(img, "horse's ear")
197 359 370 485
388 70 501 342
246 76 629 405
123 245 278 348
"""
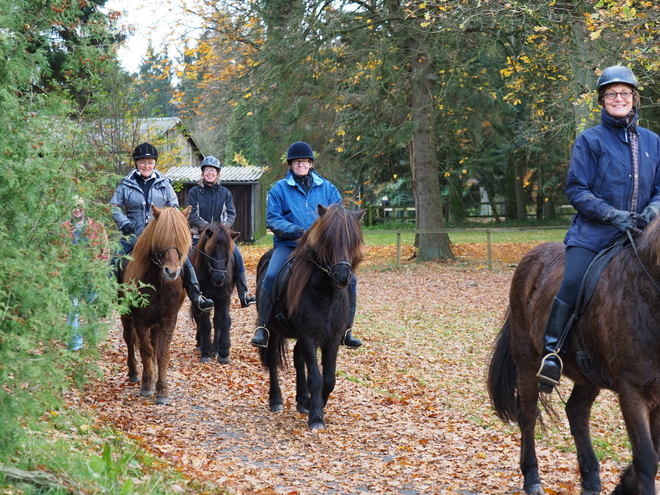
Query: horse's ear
181 205 192 218
318 204 328 217
230 231 241 241
152 205 162 218
355 209 366 222
204 228 213 238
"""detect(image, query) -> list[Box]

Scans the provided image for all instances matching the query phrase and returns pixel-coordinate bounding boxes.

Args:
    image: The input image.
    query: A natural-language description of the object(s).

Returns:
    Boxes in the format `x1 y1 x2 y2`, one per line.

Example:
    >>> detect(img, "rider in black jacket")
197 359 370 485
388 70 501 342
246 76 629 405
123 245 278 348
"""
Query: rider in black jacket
186 156 256 308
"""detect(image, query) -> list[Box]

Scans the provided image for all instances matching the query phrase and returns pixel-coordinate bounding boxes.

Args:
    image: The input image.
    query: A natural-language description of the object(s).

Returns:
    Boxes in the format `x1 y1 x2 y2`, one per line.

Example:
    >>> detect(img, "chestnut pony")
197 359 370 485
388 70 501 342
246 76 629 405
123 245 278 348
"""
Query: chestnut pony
488 220 660 495
256 204 365 430
120 205 192 405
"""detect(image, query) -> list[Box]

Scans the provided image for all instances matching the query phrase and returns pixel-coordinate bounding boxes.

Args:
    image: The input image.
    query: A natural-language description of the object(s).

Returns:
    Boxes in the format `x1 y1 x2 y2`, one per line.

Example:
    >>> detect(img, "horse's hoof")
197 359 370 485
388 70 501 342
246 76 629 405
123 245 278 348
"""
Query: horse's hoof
217 355 230 364
580 490 599 495
525 483 544 495
309 420 325 431
128 374 140 383
140 390 155 397
270 404 284 412
156 396 170 405
296 403 309 415
200 356 211 363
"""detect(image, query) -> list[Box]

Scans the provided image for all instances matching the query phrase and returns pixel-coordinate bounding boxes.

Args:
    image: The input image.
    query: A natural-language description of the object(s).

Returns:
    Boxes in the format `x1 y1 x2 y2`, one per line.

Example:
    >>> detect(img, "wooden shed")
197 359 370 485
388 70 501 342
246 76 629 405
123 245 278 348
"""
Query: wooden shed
163 165 266 243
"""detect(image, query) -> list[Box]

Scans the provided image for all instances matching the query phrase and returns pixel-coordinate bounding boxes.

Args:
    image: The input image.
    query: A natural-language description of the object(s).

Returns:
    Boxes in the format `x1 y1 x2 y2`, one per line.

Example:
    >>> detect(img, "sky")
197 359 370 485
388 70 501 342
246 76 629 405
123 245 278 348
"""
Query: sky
103 0 200 74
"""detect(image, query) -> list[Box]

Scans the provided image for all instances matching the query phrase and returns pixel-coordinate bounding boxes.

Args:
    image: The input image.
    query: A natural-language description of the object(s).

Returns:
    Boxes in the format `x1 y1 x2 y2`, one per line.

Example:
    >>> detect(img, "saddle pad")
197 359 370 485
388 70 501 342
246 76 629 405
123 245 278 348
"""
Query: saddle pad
574 235 629 319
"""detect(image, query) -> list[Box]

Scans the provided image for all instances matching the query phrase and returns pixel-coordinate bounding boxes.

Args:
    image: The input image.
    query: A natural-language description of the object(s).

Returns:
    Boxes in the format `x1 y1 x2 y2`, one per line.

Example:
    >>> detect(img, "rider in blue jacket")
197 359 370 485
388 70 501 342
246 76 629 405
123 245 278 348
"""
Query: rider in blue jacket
250 141 362 349
110 142 214 313
537 66 660 393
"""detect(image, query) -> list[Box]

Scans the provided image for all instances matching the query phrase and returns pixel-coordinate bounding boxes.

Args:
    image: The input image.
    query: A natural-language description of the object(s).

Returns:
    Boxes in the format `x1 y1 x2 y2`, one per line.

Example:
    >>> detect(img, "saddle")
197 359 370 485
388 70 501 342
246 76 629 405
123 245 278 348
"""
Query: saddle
268 256 295 326
573 235 629 388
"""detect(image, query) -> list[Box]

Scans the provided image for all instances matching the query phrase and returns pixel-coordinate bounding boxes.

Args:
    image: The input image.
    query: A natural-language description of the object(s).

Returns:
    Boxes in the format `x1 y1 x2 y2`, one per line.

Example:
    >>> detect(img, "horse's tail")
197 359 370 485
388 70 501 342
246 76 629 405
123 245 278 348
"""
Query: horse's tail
259 333 288 370
487 309 519 423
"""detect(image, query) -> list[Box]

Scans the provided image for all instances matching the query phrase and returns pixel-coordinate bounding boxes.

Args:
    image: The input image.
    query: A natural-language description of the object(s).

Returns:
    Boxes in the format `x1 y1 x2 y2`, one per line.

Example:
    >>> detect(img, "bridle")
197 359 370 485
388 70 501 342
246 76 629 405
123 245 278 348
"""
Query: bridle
311 258 353 280
150 246 183 268
627 229 660 294
192 245 229 276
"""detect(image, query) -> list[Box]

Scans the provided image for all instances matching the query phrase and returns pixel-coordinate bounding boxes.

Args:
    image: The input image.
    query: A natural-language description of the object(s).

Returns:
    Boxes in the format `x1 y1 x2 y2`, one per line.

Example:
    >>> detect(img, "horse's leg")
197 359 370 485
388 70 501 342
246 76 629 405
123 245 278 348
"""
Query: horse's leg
121 316 140 383
294 341 310 414
136 326 155 397
299 337 325 430
214 299 232 364
198 311 213 363
320 344 338 407
261 337 283 412
565 383 602 495
614 389 656 495
515 367 544 495
153 319 175 405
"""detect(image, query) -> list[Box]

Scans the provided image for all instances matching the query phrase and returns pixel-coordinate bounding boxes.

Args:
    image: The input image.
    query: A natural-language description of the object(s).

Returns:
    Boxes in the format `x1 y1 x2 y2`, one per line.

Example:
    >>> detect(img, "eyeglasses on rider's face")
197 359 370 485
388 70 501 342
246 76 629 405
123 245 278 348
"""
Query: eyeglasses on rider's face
603 91 633 100
291 159 312 166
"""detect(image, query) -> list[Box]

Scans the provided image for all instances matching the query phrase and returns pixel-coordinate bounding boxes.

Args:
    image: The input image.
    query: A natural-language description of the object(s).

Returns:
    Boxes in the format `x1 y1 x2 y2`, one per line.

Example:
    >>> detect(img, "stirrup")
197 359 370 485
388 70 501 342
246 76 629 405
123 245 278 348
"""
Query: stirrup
251 326 270 348
198 296 214 313
536 352 563 387
243 291 256 306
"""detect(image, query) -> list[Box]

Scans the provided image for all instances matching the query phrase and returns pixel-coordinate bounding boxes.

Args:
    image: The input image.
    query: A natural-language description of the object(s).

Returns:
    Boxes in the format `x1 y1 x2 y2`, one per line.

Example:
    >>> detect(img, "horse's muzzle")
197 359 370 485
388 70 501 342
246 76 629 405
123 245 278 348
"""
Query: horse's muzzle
163 266 181 281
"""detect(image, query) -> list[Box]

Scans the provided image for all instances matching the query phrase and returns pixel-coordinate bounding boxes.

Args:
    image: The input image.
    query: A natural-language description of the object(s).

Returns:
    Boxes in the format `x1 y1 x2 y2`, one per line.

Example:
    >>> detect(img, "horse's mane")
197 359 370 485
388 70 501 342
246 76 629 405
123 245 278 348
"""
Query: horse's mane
638 217 660 270
190 223 236 275
124 206 192 283
286 204 365 314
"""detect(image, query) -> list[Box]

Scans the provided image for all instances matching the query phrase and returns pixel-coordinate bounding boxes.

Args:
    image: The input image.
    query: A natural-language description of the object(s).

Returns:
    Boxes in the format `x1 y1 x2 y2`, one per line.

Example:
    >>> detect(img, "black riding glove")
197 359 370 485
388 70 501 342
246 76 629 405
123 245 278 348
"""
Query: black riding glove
121 223 135 236
640 203 660 224
604 208 634 233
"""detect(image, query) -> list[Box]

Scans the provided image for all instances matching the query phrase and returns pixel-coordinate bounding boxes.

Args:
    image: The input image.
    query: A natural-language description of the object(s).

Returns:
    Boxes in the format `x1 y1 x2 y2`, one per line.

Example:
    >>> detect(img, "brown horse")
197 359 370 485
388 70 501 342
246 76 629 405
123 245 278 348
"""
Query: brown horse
120 205 192 405
487 220 660 494
257 204 365 430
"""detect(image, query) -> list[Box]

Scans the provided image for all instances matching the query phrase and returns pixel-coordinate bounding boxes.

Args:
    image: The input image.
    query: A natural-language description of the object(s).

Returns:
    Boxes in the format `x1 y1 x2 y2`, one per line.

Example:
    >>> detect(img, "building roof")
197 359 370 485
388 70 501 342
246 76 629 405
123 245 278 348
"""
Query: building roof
138 117 180 137
162 165 265 183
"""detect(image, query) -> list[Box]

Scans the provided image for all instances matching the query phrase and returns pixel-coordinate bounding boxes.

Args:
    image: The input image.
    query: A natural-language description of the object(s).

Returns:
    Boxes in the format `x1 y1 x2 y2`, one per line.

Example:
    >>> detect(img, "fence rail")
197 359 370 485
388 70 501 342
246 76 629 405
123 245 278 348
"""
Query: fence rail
391 227 568 269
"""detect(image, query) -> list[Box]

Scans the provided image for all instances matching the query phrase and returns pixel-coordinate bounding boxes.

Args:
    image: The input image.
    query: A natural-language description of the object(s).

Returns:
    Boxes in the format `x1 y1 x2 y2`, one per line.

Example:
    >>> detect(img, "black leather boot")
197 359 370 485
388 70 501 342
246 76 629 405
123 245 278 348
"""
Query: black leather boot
183 258 214 313
537 298 574 393
342 285 362 348
251 288 273 347
236 271 256 308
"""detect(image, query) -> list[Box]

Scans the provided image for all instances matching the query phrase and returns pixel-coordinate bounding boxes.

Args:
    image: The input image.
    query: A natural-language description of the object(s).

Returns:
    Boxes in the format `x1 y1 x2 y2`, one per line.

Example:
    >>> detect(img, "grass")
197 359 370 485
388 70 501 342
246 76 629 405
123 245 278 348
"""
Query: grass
0 399 219 494
247 223 570 249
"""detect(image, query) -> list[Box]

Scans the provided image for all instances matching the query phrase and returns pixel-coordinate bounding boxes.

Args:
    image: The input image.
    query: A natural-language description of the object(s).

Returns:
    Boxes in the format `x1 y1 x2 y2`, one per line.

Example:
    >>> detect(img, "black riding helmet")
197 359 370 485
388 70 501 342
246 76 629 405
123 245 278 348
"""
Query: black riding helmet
596 65 639 89
133 142 159 162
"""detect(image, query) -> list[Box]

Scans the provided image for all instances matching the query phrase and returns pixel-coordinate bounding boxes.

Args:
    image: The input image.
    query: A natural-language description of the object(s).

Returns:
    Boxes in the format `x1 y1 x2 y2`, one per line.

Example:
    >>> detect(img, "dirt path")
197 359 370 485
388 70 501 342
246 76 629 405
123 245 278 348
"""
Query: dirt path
78 247 628 494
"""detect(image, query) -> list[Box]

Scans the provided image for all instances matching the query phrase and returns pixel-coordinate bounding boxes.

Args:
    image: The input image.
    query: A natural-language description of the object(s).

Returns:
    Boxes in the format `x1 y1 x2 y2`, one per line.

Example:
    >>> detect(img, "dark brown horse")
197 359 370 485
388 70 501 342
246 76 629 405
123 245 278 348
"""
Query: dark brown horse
120 205 192 405
487 220 660 494
189 222 239 364
257 204 365 430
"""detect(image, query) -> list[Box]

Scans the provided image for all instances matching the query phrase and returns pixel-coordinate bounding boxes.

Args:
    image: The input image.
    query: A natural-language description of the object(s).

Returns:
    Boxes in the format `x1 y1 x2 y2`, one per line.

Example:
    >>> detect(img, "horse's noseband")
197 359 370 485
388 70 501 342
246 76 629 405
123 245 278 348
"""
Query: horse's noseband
313 259 353 281
151 246 183 268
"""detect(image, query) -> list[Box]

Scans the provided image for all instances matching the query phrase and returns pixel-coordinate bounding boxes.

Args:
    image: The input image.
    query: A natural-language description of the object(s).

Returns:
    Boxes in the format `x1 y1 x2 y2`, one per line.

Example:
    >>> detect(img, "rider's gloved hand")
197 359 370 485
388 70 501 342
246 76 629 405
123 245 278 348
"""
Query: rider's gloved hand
604 208 634 233
640 203 660 225
121 222 135 236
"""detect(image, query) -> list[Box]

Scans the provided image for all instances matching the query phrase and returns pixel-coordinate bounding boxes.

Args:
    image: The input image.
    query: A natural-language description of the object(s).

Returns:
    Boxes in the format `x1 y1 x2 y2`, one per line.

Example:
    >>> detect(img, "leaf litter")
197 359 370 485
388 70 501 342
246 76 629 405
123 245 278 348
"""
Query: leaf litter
74 242 633 494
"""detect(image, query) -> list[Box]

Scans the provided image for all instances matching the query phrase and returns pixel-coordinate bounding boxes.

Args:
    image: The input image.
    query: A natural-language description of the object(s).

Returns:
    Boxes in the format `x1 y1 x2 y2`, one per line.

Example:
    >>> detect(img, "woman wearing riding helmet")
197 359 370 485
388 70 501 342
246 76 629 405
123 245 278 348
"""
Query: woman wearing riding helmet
250 141 362 349
537 66 660 394
186 155 256 308
110 142 214 313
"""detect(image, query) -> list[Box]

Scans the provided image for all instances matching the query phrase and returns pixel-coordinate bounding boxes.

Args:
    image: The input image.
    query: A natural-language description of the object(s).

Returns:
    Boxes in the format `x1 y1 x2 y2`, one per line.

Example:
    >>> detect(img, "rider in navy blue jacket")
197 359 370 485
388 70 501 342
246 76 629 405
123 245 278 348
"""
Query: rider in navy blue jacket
538 66 660 393
250 142 362 349
186 156 255 308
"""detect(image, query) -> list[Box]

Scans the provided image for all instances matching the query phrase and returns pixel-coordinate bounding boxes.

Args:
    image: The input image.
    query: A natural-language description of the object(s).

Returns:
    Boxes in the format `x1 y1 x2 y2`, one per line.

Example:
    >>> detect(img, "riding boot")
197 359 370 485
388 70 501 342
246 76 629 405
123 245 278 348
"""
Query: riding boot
236 271 256 308
537 297 574 393
251 288 273 348
183 257 214 313
343 285 362 348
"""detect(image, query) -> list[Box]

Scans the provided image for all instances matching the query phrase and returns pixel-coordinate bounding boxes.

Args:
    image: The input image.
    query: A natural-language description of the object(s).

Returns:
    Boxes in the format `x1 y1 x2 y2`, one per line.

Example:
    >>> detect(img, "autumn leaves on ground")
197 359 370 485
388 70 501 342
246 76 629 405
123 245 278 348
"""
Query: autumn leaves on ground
77 243 629 495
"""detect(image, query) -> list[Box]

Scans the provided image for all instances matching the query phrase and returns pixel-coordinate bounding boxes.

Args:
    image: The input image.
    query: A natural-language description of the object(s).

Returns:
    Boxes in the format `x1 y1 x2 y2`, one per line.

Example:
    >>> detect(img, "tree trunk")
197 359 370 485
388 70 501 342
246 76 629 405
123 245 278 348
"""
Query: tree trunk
407 36 452 261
